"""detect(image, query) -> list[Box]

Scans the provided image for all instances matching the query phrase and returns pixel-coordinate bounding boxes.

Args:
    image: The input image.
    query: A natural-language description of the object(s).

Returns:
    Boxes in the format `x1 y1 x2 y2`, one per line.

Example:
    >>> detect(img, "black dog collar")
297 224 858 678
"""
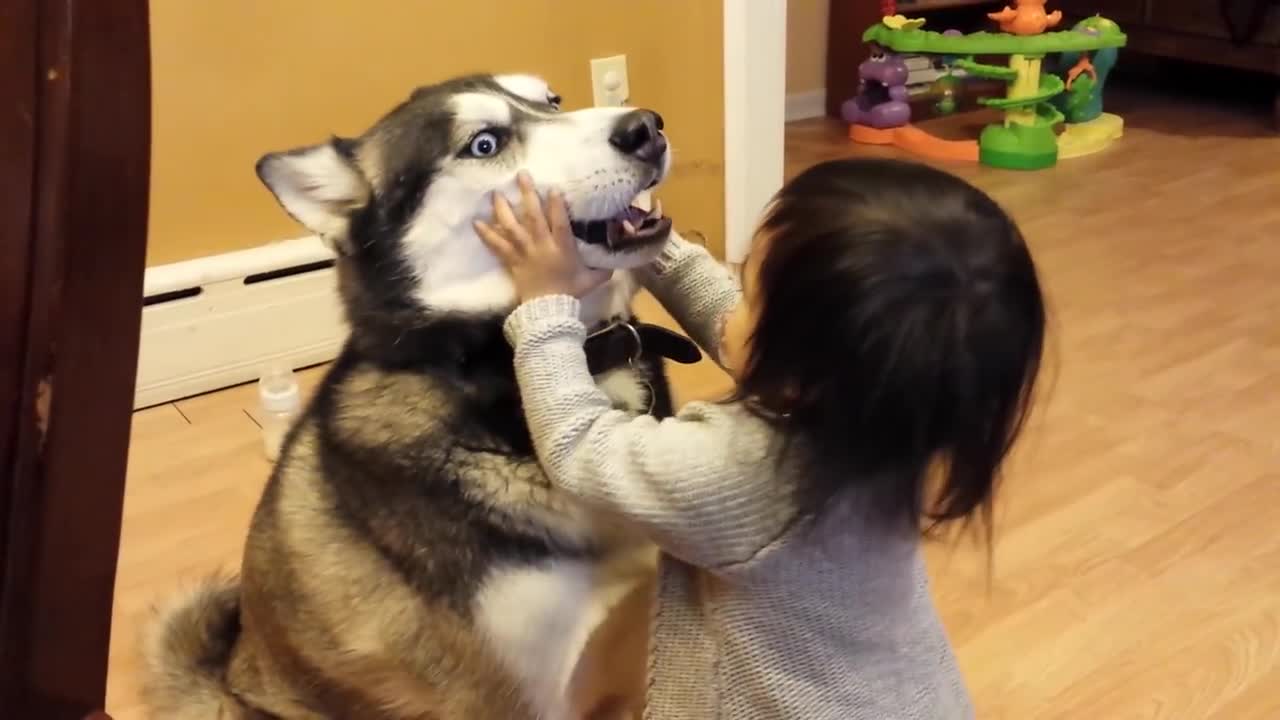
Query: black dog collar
583 320 702 375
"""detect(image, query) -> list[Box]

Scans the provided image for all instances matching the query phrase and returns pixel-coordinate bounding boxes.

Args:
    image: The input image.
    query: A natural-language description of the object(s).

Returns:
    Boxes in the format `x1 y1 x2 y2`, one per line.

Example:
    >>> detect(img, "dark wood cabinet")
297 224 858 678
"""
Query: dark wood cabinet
1082 0 1148 24
1061 0 1279 126
1057 0 1280 71
1 1 150 718
1151 0 1235 39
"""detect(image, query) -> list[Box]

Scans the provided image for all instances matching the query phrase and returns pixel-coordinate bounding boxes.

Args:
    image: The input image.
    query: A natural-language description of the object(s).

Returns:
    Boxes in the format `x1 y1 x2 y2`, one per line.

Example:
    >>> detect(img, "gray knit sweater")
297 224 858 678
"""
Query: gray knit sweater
503 234 974 720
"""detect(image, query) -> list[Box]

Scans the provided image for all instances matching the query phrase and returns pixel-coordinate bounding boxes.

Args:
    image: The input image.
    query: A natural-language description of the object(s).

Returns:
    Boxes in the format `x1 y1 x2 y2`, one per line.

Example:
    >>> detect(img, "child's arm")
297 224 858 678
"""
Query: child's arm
637 231 742 369
505 295 789 570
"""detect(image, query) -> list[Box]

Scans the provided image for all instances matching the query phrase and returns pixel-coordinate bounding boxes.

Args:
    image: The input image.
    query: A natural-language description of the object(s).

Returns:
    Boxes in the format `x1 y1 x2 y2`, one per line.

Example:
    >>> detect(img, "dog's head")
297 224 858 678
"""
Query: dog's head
256 74 672 323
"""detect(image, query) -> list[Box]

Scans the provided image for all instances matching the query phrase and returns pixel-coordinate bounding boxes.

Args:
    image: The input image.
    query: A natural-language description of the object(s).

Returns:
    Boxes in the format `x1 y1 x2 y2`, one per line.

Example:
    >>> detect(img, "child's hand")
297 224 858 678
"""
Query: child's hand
474 172 613 301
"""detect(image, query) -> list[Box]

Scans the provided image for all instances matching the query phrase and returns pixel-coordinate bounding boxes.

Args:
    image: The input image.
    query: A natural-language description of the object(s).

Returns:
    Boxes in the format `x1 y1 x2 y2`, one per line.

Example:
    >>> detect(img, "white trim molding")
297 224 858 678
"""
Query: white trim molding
723 0 788 264
785 89 827 122
135 236 345 409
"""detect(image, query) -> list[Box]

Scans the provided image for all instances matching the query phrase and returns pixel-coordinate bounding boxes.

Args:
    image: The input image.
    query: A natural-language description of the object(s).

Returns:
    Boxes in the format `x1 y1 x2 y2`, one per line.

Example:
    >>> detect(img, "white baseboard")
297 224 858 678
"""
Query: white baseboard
135 236 346 409
785 89 827 122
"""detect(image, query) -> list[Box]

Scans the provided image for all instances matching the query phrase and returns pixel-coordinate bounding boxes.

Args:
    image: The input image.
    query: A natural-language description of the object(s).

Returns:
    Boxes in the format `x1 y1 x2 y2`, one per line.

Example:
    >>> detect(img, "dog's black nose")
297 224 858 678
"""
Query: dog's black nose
609 109 667 164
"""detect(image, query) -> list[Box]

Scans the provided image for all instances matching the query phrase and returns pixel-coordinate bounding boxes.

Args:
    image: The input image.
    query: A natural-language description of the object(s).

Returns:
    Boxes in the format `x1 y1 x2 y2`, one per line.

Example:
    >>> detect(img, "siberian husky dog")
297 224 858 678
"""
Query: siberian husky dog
141 73 701 720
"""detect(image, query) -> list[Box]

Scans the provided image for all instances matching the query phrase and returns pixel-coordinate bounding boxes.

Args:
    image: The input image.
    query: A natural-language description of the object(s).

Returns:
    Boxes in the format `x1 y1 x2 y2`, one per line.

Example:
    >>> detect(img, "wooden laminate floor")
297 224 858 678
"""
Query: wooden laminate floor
108 88 1280 719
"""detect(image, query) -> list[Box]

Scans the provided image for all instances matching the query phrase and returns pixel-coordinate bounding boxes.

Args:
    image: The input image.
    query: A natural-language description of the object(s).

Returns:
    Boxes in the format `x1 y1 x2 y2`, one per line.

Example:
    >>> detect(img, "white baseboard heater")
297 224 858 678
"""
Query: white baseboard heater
135 236 346 409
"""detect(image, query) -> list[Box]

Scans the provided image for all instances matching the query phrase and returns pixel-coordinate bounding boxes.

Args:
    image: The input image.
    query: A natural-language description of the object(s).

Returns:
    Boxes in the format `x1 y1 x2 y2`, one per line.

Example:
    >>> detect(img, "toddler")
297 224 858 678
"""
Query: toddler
475 157 1046 719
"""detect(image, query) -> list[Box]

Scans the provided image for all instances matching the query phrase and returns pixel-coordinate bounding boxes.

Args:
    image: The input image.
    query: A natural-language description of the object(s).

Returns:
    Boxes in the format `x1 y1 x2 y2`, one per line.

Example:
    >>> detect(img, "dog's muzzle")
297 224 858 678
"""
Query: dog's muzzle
570 109 672 253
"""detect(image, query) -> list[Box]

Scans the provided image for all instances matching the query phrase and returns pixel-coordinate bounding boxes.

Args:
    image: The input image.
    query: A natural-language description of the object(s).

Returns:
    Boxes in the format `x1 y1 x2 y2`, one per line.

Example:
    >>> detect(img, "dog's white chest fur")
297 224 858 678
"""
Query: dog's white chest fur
595 367 651 414
474 548 655 719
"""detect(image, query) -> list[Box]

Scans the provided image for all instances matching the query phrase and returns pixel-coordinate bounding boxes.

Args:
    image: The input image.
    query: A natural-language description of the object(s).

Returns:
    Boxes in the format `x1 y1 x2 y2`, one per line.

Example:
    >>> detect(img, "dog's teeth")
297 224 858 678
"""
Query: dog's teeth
650 199 663 219
622 220 637 235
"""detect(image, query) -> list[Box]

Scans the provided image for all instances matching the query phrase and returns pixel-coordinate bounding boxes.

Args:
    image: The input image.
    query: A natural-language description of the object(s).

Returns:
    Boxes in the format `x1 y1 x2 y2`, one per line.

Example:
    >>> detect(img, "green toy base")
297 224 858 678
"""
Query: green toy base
980 147 1058 170
979 122 1059 170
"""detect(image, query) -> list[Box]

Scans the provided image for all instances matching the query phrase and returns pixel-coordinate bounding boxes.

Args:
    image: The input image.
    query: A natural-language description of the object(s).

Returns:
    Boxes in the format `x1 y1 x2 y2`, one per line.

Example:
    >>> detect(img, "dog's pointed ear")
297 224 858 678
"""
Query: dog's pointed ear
255 138 369 241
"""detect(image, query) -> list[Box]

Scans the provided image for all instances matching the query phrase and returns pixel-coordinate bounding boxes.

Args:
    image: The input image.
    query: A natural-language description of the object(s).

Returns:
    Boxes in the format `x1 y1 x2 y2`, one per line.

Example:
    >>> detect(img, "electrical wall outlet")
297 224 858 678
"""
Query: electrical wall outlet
590 54 629 107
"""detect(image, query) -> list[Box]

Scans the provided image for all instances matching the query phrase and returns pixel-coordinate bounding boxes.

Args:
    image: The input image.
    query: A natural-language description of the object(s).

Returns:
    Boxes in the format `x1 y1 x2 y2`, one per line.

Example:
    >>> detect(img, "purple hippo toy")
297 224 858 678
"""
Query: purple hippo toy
841 45 911 129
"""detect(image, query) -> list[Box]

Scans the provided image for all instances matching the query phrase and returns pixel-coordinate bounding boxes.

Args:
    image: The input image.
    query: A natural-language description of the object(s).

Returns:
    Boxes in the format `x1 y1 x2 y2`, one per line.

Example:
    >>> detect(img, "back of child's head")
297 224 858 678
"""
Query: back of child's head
735 157 1045 537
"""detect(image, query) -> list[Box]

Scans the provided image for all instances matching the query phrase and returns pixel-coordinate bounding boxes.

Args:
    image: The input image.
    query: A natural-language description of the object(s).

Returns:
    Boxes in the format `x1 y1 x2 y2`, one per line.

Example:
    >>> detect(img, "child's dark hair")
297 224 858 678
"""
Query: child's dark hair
732 158 1045 537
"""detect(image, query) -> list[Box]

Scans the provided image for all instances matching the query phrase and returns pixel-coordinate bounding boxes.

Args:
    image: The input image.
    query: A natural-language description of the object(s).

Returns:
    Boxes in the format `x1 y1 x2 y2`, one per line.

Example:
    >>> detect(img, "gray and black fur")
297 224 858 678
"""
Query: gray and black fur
142 73 678 720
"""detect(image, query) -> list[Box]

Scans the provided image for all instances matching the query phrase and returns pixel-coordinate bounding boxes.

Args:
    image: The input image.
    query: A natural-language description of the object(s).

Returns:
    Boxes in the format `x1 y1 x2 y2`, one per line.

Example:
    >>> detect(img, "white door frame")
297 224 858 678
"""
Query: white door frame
723 0 788 264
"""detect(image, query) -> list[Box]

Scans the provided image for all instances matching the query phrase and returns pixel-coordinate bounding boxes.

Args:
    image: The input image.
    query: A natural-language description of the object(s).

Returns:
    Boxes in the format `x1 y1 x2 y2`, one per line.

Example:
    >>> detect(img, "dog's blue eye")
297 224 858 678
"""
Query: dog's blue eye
467 131 502 158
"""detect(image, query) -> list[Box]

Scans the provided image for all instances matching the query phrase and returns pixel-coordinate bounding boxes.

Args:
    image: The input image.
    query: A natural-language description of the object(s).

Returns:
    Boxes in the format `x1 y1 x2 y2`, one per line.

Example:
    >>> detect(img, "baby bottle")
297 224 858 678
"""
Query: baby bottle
258 363 301 462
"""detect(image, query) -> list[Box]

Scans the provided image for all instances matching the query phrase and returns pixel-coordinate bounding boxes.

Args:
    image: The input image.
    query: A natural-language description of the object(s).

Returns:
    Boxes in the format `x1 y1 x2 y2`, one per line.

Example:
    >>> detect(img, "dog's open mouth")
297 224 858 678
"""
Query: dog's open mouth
570 201 672 253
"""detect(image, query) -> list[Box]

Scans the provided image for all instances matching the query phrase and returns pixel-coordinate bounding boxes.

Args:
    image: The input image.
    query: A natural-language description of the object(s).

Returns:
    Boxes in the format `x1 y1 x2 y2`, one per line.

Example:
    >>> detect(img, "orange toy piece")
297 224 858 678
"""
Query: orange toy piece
1065 54 1097 89
849 124 979 163
987 0 1062 36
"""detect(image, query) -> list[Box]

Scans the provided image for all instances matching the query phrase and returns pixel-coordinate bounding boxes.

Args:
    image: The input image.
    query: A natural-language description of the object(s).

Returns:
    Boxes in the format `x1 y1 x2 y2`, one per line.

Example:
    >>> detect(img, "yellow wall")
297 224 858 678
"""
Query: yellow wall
147 1 725 266
786 0 829 94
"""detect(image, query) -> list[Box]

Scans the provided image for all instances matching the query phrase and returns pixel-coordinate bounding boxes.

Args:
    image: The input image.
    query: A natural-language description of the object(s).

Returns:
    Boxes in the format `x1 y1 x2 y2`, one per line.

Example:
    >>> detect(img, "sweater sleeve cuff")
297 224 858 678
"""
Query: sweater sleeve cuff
648 230 706 276
503 294 583 346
